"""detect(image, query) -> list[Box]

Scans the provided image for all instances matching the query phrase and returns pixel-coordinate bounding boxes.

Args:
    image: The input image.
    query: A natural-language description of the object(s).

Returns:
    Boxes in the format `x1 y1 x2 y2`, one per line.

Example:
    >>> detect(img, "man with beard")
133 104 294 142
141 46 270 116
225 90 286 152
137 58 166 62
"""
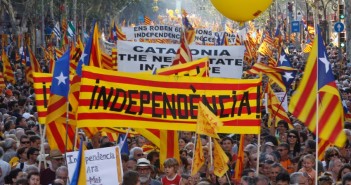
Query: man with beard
136 158 161 185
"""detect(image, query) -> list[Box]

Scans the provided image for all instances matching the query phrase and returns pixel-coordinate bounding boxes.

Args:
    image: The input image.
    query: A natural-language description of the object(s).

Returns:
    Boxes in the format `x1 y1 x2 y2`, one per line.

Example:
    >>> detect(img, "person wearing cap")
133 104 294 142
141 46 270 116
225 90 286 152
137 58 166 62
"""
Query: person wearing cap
40 149 65 185
136 158 161 185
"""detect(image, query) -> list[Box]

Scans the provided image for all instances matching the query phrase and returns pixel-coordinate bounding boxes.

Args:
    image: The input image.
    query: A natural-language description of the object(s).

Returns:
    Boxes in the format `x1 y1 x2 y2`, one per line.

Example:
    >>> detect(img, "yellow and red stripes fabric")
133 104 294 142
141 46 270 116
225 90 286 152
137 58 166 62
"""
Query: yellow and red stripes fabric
111 48 118 71
0 72 6 89
27 47 41 73
160 130 179 169
77 66 262 134
2 51 15 84
288 35 346 147
101 52 114 70
116 27 127 41
89 23 101 68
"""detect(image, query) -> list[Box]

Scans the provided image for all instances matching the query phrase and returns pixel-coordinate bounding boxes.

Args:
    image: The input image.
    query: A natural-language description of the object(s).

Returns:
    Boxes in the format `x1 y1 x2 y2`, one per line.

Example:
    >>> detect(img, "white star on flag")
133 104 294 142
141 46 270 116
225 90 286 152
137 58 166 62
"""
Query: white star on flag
283 72 294 81
79 53 87 62
319 53 330 73
55 72 68 85
279 55 287 65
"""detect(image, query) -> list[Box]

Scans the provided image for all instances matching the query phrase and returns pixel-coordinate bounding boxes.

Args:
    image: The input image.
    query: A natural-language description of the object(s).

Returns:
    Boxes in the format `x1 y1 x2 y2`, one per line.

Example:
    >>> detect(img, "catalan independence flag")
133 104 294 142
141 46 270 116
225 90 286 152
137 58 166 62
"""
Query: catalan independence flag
45 48 70 124
70 140 86 185
245 62 296 92
289 27 346 147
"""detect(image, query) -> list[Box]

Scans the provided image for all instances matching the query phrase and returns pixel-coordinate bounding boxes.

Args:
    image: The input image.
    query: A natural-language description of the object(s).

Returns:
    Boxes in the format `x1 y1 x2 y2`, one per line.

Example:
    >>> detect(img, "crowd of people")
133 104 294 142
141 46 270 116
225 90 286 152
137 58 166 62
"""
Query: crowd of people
0 15 350 185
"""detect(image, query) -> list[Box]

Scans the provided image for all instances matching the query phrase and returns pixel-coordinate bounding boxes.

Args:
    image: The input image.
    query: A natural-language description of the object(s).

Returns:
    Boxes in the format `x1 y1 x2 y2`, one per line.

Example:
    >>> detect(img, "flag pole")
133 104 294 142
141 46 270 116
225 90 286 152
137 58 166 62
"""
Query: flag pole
73 127 79 151
209 137 213 168
313 0 319 184
190 133 198 174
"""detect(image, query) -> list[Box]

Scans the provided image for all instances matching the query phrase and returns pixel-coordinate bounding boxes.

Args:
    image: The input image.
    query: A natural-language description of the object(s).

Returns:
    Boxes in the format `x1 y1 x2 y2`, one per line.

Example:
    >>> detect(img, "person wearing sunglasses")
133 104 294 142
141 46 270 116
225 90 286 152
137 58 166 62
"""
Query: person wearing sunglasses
129 147 144 161
19 135 30 149
323 146 341 170
287 130 301 158
277 143 294 174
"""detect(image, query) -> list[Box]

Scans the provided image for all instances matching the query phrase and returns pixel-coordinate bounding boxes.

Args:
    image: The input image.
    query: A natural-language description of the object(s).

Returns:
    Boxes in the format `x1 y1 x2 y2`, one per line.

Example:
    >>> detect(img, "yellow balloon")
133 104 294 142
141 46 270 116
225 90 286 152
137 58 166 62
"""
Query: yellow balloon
210 0 272 24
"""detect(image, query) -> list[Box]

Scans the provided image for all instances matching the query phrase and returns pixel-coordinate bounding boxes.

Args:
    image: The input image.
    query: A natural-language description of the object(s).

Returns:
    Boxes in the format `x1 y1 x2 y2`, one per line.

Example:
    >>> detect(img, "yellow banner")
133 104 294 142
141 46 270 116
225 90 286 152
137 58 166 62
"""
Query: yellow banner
77 66 262 133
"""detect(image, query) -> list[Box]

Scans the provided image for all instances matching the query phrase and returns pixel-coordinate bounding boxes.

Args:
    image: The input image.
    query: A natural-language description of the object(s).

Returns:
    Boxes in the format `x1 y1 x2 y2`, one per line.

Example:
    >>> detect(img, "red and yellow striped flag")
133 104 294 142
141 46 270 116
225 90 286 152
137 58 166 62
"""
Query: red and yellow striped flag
191 134 204 175
89 23 101 68
101 52 114 70
160 130 179 170
318 139 332 160
46 121 78 152
133 128 161 148
76 66 262 133
27 46 42 82
55 48 64 59
144 16 152 25
116 26 127 41
234 33 241 46
111 48 118 71
0 72 6 89
2 50 15 84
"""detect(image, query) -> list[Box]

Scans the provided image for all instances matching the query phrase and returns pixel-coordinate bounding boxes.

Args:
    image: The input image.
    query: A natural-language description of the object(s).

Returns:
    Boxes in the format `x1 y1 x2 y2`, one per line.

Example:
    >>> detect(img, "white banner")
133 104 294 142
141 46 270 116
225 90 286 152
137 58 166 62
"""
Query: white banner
66 147 124 185
122 25 182 41
66 151 79 184
117 41 245 78
122 25 238 45
194 29 237 45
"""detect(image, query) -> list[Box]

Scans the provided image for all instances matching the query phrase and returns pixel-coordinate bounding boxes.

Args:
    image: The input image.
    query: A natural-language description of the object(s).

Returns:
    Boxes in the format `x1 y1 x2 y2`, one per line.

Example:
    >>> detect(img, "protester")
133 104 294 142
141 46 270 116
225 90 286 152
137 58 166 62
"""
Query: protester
40 149 64 185
136 158 161 185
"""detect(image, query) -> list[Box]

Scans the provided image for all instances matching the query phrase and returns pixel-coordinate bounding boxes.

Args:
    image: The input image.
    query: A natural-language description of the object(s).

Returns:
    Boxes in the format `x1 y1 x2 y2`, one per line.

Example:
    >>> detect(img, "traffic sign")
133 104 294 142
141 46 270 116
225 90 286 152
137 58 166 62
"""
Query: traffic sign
334 22 344 32
291 21 300 33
